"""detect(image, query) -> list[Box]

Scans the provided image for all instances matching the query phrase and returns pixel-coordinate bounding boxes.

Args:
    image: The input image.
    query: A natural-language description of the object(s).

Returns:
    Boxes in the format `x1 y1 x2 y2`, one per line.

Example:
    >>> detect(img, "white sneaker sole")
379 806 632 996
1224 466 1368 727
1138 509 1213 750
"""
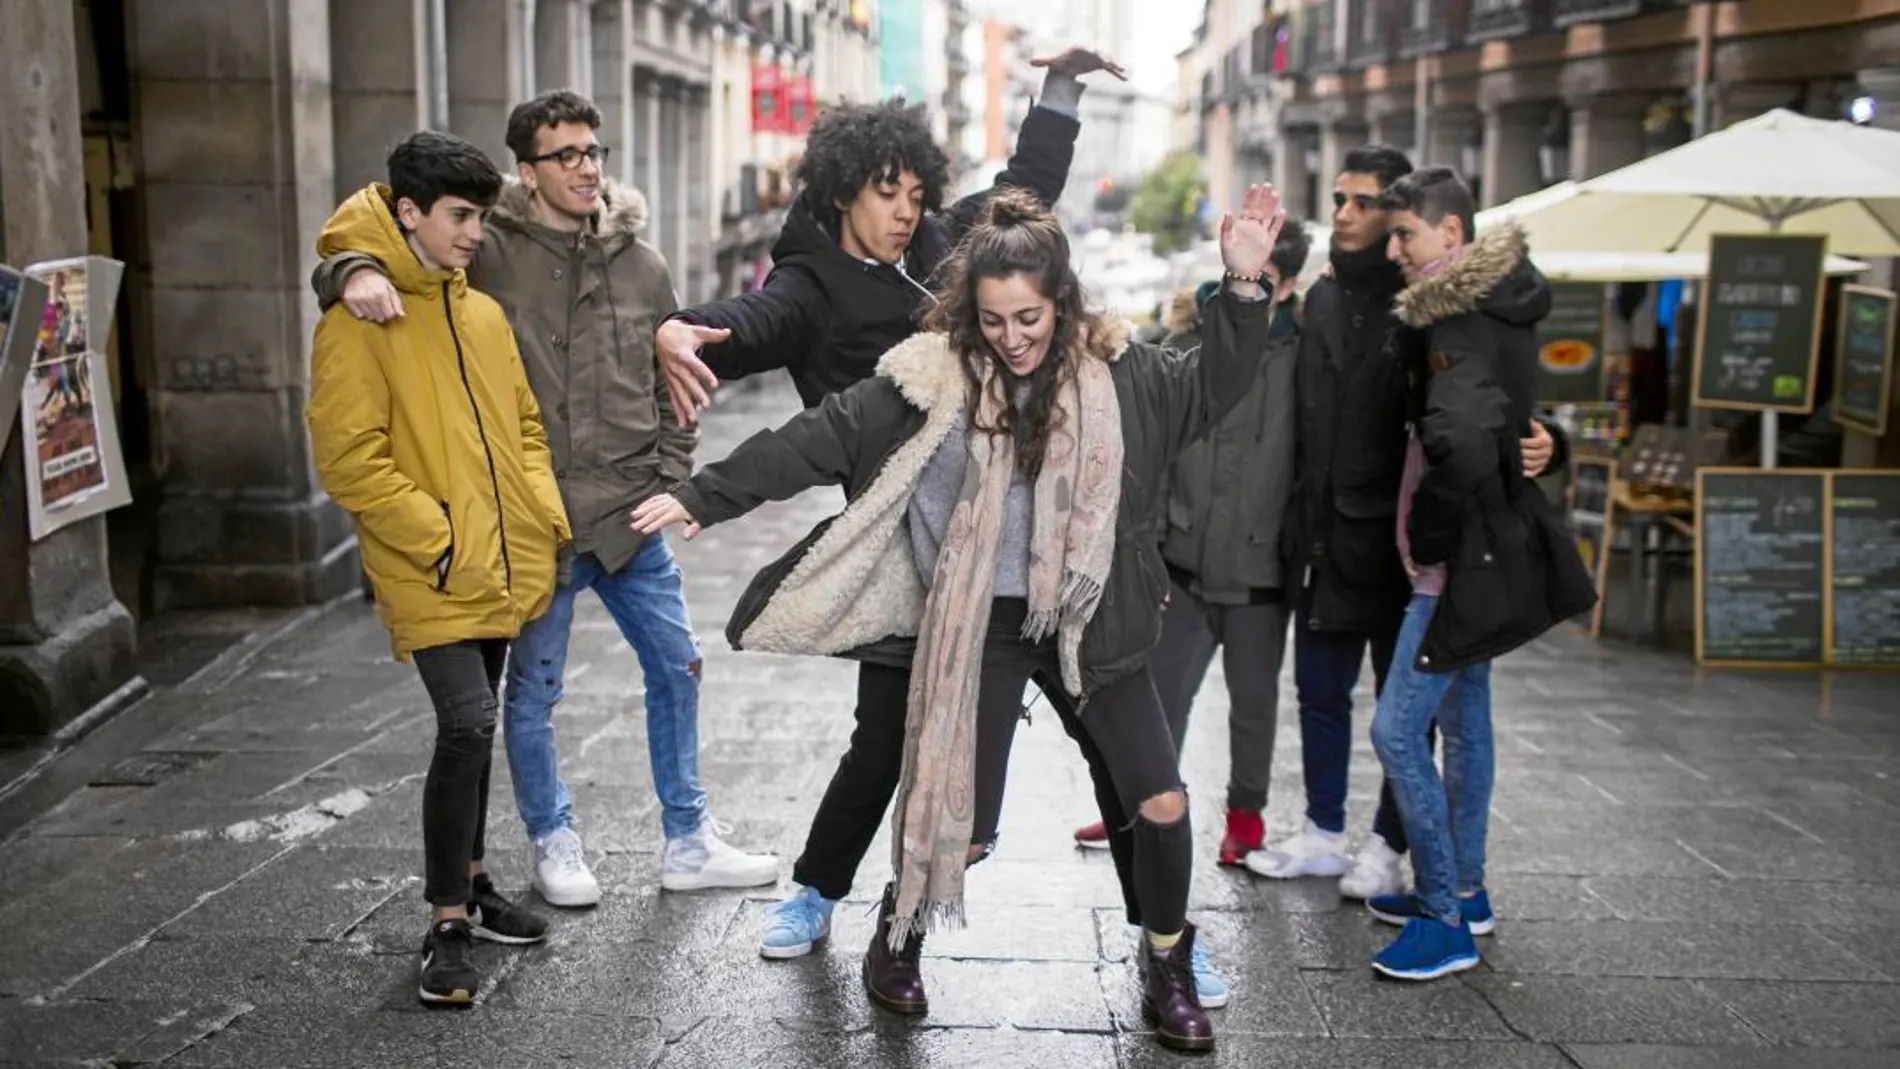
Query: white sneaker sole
1198 988 1230 1009
533 877 602 909
1244 852 1349 880
1368 905 1496 936
468 922 548 947
759 931 828 960
661 865 780 892
1372 952 1480 981
1074 838 1112 851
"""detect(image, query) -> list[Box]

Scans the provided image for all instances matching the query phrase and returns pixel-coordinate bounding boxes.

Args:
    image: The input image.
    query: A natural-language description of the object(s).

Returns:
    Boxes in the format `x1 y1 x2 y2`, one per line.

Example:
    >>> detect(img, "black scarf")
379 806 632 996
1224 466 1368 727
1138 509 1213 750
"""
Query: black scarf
1329 235 1405 299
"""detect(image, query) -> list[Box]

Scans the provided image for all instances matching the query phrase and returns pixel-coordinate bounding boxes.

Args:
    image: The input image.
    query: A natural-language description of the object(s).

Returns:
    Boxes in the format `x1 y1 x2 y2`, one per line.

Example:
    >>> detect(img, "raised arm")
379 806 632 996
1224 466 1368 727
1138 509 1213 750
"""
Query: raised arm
1154 184 1285 453
940 48 1125 240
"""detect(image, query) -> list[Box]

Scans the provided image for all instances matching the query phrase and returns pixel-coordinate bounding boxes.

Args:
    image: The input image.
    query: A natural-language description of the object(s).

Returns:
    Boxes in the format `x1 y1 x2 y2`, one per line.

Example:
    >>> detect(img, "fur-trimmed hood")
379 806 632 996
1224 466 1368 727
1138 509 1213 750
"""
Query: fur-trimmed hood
1393 221 1549 330
489 175 650 250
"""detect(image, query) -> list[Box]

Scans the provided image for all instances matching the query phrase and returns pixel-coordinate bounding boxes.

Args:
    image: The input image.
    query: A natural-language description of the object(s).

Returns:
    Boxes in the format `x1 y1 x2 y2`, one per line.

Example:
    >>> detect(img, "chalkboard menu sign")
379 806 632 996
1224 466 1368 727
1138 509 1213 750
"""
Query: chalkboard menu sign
1696 469 1827 665
1536 284 1607 404
1830 473 1900 666
1693 234 1827 413
1835 285 1894 437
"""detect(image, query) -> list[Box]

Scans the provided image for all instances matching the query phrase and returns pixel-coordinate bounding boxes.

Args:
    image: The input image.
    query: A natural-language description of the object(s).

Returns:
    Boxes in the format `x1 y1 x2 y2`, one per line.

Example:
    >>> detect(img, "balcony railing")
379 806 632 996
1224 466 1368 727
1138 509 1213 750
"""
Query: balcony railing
1397 0 1467 57
1552 0 1688 27
1346 0 1395 69
1465 0 1553 41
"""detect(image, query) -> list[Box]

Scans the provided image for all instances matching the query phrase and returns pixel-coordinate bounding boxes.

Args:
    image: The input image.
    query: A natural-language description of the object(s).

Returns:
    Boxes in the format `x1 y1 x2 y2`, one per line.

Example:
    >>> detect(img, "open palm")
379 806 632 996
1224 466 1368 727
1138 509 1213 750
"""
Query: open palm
1219 184 1287 279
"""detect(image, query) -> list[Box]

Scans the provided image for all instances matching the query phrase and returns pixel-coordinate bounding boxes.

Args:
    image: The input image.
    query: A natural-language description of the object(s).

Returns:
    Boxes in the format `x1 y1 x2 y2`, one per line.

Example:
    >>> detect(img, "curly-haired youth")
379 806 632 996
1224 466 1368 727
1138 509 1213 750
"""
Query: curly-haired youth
795 99 951 237
505 90 604 162
923 189 1116 477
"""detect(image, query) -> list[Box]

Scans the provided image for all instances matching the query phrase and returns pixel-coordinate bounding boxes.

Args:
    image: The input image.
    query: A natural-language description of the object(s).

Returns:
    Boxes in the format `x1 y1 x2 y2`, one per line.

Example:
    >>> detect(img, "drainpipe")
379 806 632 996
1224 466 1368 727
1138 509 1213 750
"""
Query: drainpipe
428 0 449 128
516 0 539 98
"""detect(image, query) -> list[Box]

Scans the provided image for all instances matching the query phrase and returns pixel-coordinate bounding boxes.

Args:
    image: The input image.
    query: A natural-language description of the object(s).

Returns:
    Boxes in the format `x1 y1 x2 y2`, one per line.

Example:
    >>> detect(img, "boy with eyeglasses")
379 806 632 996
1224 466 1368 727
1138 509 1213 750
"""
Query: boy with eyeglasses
314 90 778 908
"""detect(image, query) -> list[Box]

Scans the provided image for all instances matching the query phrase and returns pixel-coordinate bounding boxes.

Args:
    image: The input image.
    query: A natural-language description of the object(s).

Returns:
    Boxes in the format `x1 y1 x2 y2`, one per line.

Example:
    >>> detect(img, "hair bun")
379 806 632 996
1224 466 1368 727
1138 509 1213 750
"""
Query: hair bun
980 188 1051 229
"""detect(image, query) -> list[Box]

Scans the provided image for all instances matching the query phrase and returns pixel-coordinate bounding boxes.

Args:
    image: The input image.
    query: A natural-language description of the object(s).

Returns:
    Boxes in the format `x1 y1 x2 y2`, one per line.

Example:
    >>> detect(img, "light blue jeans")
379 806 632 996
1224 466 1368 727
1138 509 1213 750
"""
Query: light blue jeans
1369 593 1494 925
502 537 707 841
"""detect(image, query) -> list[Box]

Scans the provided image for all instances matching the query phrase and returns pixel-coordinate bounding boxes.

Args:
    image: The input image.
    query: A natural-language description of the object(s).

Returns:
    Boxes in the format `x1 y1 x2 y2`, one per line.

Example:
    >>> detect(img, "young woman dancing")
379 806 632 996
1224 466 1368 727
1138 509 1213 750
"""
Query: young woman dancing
633 185 1286 1052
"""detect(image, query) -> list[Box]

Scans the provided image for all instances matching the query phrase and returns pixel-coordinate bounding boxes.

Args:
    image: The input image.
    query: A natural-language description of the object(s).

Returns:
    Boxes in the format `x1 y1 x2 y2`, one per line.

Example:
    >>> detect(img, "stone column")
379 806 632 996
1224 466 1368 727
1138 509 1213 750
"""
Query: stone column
591 0 635 186
640 68 665 252
1569 92 1650 179
1318 117 1369 193
446 0 528 167
1424 104 1479 172
136 0 357 612
0 0 140 734
1480 101 1544 208
535 0 590 93
1272 125 1317 224
330 0 428 199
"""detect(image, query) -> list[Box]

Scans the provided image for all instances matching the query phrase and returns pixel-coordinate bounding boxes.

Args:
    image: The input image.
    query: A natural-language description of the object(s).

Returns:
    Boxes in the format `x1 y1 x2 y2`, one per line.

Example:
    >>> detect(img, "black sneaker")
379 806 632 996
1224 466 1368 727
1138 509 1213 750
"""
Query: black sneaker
418 918 479 1006
468 873 550 946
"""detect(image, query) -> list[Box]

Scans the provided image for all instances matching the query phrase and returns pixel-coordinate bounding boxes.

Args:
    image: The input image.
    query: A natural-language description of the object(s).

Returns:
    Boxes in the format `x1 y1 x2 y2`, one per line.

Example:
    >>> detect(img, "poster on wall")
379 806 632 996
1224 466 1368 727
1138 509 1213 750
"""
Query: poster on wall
0 264 52 445
19 256 133 540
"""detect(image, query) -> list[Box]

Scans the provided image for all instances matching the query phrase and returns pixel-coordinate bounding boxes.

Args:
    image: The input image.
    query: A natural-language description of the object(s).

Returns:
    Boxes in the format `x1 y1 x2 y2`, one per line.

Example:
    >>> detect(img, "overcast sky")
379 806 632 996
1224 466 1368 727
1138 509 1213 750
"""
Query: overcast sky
1128 3 1197 96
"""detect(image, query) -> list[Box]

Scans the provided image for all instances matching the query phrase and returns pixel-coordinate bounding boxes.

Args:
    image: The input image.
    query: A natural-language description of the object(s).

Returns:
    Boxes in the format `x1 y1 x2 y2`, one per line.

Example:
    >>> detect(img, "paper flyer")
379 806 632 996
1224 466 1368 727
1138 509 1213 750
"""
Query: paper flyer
0 264 51 445
19 255 132 540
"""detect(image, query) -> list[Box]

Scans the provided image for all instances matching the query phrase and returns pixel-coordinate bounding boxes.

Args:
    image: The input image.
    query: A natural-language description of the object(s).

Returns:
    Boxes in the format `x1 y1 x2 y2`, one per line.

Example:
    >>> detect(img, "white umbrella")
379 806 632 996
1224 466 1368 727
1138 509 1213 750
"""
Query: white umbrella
1295 221 1866 289
1477 109 1900 257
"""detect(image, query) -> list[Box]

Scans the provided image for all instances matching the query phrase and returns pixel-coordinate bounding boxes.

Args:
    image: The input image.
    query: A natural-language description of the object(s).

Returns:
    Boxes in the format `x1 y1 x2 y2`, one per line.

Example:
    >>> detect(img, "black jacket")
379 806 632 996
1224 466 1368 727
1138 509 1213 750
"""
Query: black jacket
1159 300 1300 603
670 106 1080 408
671 293 1273 699
1285 240 1415 636
1396 223 1597 671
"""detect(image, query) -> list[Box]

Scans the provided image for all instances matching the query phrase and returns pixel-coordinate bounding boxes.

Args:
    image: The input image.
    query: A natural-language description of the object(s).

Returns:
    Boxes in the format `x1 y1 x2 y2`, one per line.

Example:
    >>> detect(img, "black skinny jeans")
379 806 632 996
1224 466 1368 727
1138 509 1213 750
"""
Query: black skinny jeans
413 637 508 906
791 601 1188 932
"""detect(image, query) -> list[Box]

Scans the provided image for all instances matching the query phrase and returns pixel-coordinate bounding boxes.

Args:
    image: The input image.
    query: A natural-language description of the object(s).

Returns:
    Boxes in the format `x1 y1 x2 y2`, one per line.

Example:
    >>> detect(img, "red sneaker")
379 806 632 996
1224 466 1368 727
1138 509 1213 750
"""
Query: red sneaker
1073 820 1111 850
1218 809 1265 867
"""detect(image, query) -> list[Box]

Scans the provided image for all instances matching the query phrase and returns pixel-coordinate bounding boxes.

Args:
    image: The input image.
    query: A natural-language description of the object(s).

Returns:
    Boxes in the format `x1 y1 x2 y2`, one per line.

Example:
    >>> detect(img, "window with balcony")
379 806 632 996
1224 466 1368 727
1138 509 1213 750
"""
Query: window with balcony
1398 0 1464 57
1347 0 1394 68
1466 0 1552 41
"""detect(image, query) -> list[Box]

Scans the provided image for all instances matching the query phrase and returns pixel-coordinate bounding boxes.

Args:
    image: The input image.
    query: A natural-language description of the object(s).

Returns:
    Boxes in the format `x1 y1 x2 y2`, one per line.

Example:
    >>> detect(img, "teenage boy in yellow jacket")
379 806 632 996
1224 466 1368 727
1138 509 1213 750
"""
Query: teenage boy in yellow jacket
306 131 571 1007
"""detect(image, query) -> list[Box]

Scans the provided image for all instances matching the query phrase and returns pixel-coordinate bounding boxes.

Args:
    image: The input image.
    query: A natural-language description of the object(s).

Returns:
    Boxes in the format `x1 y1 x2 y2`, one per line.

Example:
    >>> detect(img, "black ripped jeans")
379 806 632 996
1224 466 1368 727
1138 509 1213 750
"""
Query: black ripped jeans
413 638 508 906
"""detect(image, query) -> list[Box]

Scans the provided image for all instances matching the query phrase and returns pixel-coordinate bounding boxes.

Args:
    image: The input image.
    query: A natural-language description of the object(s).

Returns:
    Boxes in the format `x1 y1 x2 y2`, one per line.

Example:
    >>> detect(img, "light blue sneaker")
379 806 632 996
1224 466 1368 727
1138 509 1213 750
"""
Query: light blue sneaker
1191 939 1230 1009
759 885 834 960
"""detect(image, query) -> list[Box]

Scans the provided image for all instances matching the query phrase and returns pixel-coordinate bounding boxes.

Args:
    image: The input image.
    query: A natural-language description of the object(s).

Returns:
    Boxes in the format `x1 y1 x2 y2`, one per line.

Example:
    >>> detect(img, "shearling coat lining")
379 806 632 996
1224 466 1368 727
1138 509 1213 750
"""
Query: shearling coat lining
492 175 651 246
1394 221 1530 329
733 324 1129 658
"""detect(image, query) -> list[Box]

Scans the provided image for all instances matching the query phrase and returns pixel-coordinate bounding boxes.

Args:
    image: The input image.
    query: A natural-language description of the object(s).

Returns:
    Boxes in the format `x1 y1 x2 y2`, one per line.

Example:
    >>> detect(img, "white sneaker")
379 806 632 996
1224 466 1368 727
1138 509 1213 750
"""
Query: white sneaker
531 827 602 908
1244 820 1351 880
1338 834 1407 900
660 817 780 892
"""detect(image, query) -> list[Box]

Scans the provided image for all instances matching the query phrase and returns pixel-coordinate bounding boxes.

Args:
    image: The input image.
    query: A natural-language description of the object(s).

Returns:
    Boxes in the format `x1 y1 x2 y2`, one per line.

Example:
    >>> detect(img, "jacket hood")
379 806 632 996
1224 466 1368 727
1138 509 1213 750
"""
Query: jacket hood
318 184 454 296
1394 221 1550 329
775 194 864 266
875 317 1134 412
489 176 650 246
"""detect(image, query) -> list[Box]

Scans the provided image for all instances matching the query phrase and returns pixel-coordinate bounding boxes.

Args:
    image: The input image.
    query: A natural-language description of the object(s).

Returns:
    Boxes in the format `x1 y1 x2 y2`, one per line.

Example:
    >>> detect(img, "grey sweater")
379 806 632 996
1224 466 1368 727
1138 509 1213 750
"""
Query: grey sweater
907 408 1034 596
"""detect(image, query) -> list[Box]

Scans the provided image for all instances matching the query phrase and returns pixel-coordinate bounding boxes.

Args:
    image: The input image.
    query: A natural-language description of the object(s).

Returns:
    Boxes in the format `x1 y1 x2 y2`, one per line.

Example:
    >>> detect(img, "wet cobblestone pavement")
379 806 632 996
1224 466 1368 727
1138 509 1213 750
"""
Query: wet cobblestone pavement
3 376 1898 1068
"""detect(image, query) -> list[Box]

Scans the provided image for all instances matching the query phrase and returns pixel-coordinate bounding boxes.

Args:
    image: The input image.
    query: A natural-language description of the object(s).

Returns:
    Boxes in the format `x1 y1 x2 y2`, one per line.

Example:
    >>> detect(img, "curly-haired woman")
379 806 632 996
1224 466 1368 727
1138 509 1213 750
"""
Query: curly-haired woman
634 186 1288 1052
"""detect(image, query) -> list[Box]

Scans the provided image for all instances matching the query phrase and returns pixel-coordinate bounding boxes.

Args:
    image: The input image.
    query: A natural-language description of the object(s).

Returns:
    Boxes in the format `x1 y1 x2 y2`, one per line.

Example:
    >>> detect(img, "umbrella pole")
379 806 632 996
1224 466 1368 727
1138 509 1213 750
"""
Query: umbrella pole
1761 217 1783 471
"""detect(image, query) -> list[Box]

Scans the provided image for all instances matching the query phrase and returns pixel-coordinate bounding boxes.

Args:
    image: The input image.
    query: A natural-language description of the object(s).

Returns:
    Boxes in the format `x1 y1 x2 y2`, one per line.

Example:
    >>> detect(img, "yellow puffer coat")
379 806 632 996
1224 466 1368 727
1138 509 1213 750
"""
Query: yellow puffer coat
307 184 571 660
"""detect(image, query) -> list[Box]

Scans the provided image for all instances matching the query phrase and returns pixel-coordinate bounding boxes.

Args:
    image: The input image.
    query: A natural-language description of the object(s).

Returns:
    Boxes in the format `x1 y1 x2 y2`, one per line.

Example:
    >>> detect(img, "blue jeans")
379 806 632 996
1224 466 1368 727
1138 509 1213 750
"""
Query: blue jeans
1369 593 1494 924
502 538 707 841
1292 611 1409 848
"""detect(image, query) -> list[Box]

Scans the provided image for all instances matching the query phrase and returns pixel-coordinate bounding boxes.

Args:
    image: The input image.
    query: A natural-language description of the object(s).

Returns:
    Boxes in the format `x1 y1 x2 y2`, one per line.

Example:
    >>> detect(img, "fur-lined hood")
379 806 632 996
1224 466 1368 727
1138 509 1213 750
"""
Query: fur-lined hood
1164 288 1200 336
489 175 650 249
1393 221 1548 330
873 317 1134 411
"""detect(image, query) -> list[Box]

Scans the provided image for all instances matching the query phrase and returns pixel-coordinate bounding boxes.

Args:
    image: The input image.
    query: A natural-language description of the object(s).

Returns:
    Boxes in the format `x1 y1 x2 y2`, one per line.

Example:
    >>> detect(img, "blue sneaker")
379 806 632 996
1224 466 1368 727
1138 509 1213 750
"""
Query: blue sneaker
1367 890 1495 936
759 885 834 960
1191 938 1230 1009
1372 916 1481 981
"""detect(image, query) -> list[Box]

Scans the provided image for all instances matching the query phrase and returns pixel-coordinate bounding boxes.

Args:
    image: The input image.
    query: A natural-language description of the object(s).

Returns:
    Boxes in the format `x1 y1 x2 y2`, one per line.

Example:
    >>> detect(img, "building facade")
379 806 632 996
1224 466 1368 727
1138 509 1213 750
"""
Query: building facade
0 0 881 735
1191 0 1900 227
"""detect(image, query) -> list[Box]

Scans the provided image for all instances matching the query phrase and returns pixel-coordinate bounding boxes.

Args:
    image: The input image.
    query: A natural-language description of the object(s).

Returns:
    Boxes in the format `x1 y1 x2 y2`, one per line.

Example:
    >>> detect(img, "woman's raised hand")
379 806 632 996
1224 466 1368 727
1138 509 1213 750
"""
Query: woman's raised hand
630 493 702 539
1218 183 1288 283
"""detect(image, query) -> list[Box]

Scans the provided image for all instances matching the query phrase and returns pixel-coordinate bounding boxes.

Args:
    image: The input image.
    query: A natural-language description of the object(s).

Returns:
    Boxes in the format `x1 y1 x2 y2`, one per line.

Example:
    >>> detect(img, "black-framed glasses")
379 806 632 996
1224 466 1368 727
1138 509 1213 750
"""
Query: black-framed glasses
526 144 611 170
